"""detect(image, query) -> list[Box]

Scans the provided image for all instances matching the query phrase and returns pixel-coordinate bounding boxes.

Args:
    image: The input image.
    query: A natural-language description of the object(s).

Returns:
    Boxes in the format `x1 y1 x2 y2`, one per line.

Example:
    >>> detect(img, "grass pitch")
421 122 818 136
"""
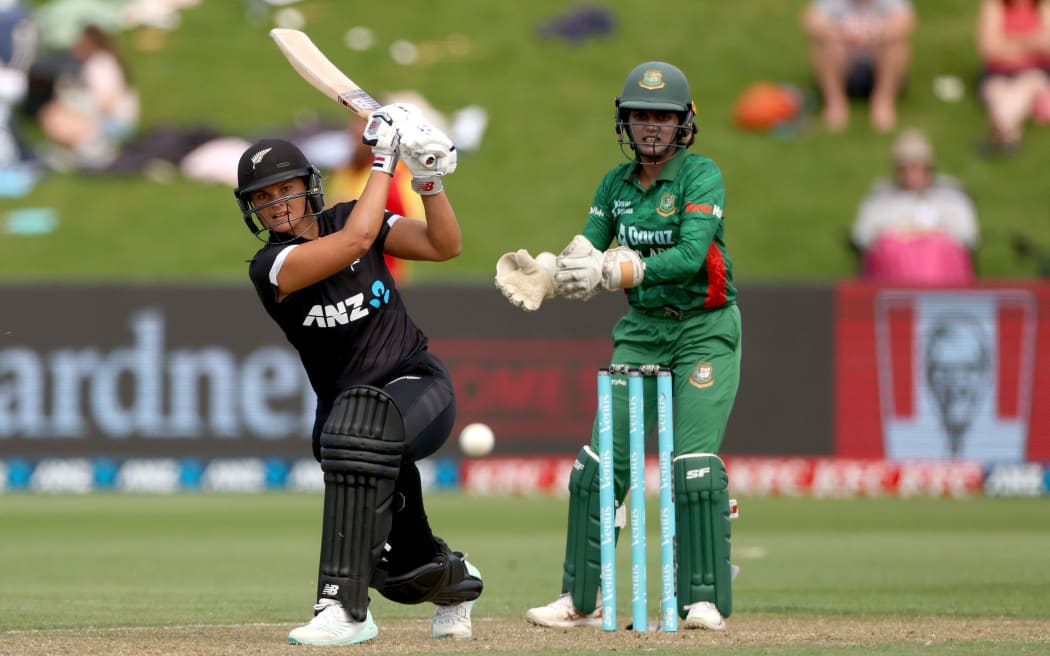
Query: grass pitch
0 493 1048 655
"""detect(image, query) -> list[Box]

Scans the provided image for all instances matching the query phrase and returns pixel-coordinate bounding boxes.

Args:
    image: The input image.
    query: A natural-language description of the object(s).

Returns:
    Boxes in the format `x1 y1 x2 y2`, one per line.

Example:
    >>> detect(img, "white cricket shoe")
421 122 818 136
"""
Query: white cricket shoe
683 601 726 631
525 593 602 628
432 561 482 639
433 600 474 639
287 599 379 646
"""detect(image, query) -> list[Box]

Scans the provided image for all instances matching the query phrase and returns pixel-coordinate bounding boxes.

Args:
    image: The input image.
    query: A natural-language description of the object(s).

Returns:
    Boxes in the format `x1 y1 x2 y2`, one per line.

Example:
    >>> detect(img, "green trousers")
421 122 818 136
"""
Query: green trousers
588 303 742 499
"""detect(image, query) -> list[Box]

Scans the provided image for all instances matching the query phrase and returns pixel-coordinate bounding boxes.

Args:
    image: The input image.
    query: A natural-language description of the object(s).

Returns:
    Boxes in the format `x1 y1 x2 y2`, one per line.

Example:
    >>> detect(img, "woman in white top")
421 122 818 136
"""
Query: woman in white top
38 23 139 166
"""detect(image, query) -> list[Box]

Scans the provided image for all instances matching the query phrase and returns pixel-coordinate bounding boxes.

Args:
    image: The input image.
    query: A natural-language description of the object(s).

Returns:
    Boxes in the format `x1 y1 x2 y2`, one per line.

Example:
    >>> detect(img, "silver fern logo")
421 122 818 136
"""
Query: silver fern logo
250 147 272 169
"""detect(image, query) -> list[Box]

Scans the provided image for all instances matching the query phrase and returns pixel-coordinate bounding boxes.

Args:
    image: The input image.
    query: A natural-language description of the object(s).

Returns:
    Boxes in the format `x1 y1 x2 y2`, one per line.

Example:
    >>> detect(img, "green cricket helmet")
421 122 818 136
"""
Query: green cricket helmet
615 61 697 147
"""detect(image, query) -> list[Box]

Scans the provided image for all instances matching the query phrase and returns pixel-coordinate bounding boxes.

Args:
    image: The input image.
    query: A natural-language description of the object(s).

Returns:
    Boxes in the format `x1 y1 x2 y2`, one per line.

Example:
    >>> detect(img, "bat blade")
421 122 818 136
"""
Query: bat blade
269 28 381 117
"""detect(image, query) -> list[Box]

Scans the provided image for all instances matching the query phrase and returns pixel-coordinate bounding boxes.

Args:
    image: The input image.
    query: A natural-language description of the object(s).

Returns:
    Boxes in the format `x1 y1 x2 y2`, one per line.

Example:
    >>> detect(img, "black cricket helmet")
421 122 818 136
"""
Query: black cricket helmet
615 61 697 149
233 138 325 241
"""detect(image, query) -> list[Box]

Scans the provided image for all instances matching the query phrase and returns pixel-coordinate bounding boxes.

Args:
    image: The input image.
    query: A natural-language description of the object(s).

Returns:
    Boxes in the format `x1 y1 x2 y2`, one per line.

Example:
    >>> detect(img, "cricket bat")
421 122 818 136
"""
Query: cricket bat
270 28 439 169
269 28 382 118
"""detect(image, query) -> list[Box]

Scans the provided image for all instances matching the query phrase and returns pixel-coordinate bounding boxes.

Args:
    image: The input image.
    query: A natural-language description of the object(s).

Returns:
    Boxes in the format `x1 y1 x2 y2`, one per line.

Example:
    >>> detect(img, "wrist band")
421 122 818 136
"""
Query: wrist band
372 153 398 175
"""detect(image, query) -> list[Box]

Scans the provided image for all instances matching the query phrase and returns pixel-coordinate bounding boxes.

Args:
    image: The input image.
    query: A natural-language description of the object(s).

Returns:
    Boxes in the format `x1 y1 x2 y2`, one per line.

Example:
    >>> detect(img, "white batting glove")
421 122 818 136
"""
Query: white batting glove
385 102 423 120
601 247 645 290
362 109 400 175
372 102 422 129
399 118 457 175
398 118 457 195
363 103 421 174
554 235 604 301
495 250 557 311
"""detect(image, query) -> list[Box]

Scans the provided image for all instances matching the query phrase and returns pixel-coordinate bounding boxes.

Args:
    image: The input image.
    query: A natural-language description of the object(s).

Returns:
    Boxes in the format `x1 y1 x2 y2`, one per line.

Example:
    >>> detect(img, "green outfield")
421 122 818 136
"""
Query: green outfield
1 492 1048 655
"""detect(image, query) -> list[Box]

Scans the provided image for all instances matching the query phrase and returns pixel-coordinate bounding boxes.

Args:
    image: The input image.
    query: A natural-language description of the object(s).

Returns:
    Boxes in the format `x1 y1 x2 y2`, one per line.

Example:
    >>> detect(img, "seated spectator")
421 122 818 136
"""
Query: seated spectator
325 113 424 284
851 128 980 285
975 0 1050 155
37 23 138 168
801 0 916 132
0 0 36 168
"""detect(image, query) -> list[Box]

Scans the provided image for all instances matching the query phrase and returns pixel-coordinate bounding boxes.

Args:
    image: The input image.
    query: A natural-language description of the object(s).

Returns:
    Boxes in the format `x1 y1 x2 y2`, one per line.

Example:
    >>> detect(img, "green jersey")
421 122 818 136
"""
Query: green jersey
582 148 736 313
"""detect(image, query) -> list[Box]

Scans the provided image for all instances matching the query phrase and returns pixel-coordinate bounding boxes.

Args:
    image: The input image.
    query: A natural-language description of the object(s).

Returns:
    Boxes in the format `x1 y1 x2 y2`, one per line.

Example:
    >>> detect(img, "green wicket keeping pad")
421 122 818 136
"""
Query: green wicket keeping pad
562 446 603 615
674 453 732 618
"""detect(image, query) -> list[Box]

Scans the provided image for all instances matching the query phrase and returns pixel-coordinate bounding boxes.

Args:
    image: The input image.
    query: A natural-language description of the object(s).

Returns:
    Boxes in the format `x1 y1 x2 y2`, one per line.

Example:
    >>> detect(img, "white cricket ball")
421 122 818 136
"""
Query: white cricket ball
458 422 494 458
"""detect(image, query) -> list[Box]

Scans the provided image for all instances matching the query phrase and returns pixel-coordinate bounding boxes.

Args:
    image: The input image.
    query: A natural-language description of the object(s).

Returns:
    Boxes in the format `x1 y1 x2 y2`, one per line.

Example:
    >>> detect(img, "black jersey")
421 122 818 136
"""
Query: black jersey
248 201 428 402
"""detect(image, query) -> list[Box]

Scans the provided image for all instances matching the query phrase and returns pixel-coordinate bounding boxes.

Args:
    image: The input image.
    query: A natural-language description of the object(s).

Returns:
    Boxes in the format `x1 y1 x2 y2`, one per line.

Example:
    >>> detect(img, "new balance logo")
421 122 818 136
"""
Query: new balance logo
685 467 711 479
322 584 339 596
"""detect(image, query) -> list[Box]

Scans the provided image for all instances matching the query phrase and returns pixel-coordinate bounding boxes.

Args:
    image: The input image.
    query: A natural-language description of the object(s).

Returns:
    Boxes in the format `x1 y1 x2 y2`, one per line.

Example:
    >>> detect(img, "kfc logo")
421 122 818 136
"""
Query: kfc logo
875 291 1036 463
924 313 991 456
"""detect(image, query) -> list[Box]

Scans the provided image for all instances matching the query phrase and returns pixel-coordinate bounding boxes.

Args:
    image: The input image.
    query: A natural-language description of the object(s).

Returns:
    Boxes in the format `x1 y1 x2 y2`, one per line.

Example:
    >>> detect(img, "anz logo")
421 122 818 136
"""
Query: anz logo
302 280 391 327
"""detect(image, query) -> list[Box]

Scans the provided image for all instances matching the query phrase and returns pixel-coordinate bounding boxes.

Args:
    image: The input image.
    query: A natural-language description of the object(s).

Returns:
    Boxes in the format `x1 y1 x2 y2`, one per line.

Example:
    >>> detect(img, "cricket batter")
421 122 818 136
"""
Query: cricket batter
233 104 481 646
496 61 742 631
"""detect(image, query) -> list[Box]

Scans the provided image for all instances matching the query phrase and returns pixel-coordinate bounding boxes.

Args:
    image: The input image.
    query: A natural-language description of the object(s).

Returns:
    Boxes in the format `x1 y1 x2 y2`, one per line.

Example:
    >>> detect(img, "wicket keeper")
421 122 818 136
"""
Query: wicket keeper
496 61 742 631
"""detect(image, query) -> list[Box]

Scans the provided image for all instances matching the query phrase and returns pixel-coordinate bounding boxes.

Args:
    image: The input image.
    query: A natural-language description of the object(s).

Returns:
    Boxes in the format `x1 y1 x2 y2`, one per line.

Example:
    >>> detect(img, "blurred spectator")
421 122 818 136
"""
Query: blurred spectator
325 114 424 284
851 128 979 285
0 0 36 168
37 23 138 169
975 0 1050 155
801 0 916 132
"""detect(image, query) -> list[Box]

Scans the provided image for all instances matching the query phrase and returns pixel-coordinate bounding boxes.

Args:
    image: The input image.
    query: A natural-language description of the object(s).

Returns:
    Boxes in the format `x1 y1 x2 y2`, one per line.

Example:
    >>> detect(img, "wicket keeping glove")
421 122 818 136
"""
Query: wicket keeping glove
554 235 604 301
601 247 645 290
495 250 557 311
